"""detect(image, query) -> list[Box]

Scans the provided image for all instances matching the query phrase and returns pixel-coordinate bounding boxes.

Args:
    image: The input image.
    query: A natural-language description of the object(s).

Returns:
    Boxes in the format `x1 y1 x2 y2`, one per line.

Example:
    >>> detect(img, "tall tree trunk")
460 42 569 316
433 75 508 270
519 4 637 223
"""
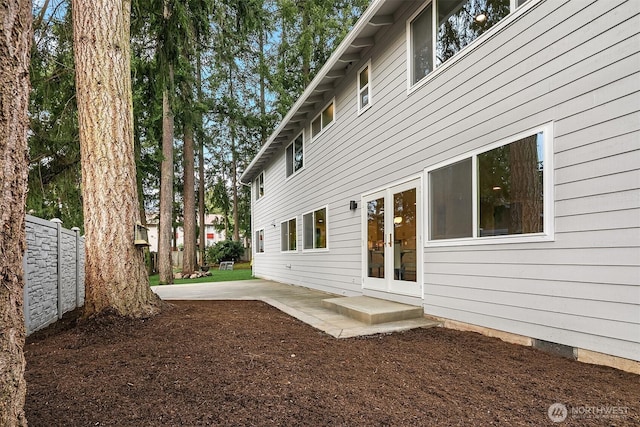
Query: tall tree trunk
0 1 31 424
259 27 267 144
134 104 146 226
231 138 240 242
182 123 196 274
227 66 240 242
72 0 161 317
158 73 174 284
197 52 205 266
300 0 311 86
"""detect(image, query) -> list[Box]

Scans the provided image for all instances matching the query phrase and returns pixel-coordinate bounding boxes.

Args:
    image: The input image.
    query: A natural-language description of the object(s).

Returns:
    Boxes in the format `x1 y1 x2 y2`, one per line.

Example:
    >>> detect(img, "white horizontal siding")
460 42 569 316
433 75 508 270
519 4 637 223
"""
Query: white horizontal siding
251 0 640 361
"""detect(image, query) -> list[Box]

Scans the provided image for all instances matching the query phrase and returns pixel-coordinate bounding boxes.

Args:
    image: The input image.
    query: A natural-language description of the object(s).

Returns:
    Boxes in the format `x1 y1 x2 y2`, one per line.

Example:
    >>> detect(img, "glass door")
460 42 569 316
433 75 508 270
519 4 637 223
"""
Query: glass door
364 190 387 292
362 179 422 297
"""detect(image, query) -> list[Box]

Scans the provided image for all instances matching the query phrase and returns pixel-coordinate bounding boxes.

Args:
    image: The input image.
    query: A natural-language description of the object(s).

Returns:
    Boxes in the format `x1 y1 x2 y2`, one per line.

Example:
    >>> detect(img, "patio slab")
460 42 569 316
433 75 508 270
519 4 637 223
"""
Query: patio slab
153 279 440 338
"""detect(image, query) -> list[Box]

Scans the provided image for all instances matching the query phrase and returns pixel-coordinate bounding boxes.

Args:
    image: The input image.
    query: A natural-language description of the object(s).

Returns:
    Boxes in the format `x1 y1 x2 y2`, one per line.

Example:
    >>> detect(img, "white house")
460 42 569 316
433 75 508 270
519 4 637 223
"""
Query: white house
240 0 640 369
146 213 227 252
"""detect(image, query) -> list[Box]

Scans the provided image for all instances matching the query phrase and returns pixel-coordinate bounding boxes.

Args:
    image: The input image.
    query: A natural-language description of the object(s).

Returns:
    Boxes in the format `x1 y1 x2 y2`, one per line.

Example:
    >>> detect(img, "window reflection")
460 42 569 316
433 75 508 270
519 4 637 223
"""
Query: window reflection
367 198 385 278
394 188 417 282
436 0 510 67
478 132 544 236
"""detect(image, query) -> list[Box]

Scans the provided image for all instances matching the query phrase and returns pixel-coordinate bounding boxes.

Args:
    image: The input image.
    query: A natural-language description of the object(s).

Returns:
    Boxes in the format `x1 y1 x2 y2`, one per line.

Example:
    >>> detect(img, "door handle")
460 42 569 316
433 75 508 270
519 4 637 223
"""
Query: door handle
388 233 393 247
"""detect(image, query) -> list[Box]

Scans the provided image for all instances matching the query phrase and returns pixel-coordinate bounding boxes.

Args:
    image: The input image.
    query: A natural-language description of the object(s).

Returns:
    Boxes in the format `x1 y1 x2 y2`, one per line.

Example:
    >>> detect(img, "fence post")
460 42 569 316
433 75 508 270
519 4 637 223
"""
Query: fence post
23 243 30 335
72 227 81 308
51 218 63 319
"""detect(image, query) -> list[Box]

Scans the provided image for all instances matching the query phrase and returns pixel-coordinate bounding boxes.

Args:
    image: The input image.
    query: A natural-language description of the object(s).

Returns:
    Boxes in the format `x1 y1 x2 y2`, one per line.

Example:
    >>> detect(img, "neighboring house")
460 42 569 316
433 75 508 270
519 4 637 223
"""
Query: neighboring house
146 213 227 252
240 0 639 366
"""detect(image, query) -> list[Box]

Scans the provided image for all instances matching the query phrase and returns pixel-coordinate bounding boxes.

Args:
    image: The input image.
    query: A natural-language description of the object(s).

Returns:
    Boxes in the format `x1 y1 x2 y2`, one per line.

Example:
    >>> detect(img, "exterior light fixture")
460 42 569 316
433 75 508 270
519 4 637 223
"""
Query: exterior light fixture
134 223 150 247
475 13 487 23
393 216 403 224
492 186 502 191
350 200 358 211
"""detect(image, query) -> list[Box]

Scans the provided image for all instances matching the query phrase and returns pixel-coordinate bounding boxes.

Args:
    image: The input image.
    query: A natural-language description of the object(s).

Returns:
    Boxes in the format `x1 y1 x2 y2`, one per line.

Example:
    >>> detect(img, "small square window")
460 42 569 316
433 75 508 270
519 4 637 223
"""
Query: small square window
311 100 335 139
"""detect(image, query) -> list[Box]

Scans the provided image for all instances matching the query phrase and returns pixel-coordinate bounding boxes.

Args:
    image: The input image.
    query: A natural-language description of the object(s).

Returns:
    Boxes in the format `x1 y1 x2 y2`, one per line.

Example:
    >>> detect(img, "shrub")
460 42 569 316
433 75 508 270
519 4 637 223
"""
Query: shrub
206 240 245 264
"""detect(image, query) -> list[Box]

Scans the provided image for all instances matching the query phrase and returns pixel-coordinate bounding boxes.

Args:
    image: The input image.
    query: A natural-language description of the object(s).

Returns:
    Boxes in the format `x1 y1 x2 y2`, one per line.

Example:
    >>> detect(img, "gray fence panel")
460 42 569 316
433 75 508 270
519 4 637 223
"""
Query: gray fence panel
24 215 85 335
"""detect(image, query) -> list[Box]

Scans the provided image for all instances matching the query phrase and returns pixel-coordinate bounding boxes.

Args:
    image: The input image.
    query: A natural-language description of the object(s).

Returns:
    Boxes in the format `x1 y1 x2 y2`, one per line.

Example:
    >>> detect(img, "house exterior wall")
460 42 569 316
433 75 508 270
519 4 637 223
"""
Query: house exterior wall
250 0 640 362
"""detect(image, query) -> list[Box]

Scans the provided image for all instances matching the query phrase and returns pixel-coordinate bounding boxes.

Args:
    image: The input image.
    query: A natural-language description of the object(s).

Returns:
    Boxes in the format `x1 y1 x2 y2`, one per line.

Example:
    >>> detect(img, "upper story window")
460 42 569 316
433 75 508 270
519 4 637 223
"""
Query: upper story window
409 0 523 88
303 206 328 250
255 171 264 200
281 217 297 252
358 61 372 113
311 100 335 139
286 133 304 178
426 123 553 245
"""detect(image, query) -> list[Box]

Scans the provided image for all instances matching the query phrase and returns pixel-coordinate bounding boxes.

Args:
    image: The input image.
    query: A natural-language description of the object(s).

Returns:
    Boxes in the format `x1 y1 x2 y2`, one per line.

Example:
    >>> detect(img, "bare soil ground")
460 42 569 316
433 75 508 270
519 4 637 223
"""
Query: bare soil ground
25 301 638 426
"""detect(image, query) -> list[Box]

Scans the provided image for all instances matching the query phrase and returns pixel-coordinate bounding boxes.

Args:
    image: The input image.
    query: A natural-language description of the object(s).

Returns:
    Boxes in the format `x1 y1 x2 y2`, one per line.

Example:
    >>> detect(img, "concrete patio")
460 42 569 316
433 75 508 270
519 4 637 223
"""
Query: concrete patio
153 279 440 338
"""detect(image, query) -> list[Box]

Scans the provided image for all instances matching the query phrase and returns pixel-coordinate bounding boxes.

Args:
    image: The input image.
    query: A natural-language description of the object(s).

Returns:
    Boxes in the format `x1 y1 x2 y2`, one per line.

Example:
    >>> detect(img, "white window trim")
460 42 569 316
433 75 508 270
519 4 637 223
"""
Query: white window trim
255 228 265 254
280 216 298 252
357 60 372 115
302 205 330 252
285 131 305 180
424 122 554 247
406 0 540 94
255 171 265 202
311 98 336 141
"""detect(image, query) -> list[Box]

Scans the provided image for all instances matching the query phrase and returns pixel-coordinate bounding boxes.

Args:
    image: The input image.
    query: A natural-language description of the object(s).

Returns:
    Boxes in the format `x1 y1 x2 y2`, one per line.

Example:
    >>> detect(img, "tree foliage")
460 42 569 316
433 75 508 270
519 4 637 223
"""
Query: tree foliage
28 0 371 249
206 239 245 263
28 3 82 228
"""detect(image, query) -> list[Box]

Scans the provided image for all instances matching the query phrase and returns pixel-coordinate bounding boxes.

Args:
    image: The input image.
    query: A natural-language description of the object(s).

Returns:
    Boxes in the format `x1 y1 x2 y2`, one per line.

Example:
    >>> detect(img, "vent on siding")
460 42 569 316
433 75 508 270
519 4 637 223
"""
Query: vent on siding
533 339 577 360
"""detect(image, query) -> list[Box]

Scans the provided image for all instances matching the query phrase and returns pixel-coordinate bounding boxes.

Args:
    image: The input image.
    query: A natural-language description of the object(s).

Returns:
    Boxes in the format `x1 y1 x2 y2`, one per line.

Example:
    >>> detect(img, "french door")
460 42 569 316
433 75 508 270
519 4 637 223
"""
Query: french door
362 178 422 297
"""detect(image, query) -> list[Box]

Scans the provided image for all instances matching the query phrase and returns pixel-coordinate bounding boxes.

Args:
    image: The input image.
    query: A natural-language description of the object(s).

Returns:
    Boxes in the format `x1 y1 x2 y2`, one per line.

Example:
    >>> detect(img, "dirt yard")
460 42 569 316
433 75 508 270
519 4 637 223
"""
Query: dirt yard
25 301 638 426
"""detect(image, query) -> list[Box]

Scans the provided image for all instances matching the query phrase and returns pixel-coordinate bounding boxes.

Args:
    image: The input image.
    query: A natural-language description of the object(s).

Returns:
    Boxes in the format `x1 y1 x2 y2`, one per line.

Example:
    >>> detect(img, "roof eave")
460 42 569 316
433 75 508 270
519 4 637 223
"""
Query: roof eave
239 0 390 184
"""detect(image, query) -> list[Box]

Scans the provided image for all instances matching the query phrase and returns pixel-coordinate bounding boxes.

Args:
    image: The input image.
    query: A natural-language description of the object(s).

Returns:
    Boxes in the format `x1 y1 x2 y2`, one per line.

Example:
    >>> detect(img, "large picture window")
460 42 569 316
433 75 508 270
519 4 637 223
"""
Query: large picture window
303 207 327 250
409 0 521 88
427 125 552 244
281 218 297 251
286 133 304 177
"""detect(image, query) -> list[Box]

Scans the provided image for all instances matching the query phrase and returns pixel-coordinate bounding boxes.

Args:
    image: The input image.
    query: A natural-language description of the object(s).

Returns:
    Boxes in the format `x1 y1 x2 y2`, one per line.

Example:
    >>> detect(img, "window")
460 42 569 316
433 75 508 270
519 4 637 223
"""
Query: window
280 218 297 251
255 229 264 253
311 100 335 139
303 207 327 250
255 171 264 200
427 125 552 244
358 61 372 113
430 158 472 240
286 133 304 177
409 0 520 88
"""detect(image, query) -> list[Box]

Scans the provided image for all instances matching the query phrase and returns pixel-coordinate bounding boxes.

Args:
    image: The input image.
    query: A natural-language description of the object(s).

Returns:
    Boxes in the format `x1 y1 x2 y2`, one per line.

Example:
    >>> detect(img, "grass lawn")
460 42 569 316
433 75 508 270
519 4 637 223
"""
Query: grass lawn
149 264 254 286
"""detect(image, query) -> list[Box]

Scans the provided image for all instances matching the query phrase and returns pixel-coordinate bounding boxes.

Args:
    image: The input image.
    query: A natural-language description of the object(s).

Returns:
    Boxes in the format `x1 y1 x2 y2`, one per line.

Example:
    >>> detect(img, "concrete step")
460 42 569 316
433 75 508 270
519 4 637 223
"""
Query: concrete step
321 296 424 325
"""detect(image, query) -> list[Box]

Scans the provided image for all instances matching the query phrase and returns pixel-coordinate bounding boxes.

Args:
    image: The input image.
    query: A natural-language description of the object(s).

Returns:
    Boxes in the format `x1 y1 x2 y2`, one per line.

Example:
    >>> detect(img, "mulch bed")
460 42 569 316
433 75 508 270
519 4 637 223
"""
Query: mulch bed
25 300 638 426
